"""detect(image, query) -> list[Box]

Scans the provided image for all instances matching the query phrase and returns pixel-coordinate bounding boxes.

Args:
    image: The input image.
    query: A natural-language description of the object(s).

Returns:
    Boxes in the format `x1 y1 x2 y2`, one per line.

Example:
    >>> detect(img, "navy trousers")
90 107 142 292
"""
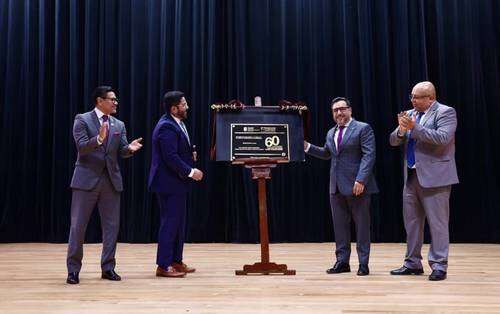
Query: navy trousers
155 192 187 269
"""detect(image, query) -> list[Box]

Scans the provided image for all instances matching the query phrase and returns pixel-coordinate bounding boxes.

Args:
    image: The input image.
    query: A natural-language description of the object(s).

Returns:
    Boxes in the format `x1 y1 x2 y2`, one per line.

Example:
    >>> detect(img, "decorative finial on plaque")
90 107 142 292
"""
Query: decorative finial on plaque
254 96 262 107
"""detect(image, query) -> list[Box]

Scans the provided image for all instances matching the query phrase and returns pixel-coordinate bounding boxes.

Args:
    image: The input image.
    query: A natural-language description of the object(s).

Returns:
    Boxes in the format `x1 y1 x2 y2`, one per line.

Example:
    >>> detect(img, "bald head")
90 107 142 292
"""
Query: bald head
411 81 436 112
413 81 436 99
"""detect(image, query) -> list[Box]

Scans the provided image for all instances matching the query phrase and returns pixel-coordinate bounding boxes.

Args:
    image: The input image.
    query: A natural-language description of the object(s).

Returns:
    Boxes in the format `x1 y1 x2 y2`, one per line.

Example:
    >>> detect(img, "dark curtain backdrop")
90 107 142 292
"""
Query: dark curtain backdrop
1 0 499 243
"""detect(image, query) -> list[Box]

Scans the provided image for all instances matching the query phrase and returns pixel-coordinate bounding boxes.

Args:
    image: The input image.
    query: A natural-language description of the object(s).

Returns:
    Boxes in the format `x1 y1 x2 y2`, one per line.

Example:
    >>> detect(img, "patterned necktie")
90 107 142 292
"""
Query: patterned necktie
337 125 345 151
102 115 109 147
180 121 190 144
406 112 424 168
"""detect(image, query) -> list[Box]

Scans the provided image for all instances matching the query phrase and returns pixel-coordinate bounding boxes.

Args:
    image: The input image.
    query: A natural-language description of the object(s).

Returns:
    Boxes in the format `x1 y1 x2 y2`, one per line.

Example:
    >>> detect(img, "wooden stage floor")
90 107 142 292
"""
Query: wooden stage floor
1 243 500 313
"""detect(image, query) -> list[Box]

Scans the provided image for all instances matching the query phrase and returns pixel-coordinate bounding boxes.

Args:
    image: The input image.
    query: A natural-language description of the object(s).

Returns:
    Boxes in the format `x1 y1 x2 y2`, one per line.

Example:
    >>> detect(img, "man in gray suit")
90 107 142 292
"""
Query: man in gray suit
66 86 143 284
390 81 458 281
305 97 378 276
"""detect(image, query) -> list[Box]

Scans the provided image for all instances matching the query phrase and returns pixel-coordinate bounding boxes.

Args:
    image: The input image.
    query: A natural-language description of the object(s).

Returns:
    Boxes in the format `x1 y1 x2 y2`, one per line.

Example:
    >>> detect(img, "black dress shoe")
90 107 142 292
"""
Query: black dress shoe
101 269 121 281
357 264 369 276
326 261 351 274
390 266 424 275
429 270 447 281
66 272 79 284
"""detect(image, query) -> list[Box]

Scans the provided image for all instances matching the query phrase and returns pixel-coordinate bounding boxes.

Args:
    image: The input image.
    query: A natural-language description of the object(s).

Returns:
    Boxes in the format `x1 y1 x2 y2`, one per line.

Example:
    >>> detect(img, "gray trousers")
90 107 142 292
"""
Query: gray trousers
66 173 120 273
330 192 371 265
403 171 451 271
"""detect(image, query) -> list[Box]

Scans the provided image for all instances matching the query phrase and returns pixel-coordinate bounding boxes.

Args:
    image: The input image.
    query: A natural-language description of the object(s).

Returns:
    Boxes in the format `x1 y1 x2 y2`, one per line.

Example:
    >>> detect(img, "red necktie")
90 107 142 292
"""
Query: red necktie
102 115 109 147
337 125 345 150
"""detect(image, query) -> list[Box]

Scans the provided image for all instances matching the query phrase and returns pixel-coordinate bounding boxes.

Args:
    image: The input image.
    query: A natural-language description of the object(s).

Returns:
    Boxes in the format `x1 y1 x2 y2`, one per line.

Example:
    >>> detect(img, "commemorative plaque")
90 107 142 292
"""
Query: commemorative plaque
231 124 289 160
210 101 309 276
211 103 306 162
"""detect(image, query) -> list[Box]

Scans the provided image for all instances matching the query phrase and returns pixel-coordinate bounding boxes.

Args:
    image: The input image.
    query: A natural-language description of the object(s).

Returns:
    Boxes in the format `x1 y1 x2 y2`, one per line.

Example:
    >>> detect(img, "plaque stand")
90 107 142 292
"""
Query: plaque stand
234 159 296 275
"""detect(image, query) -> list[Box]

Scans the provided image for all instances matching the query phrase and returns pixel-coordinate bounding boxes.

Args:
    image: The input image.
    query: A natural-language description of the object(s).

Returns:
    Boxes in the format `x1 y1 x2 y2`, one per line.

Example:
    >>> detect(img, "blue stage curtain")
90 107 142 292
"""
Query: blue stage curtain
1 0 499 243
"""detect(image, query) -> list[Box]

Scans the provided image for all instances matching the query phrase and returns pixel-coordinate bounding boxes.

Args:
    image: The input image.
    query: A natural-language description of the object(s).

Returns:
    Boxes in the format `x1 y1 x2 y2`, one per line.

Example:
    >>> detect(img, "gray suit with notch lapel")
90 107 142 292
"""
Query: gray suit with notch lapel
67 110 133 273
390 101 458 271
307 119 378 265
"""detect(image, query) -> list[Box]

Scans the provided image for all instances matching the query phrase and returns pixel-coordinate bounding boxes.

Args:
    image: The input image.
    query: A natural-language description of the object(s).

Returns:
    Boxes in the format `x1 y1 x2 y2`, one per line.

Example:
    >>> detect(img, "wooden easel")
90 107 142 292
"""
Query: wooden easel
234 158 296 275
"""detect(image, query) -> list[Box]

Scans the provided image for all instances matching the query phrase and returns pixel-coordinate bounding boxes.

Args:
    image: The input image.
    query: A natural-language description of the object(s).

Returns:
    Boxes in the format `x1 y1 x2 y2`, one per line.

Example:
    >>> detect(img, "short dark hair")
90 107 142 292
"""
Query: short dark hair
163 91 185 112
92 86 114 105
331 97 351 107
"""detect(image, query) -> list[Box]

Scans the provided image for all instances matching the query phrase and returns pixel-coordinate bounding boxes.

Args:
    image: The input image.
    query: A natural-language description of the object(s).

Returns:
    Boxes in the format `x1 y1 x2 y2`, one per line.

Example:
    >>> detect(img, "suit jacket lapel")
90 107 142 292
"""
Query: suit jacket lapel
420 101 438 126
179 122 190 145
329 126 338 155
91 111 101 134
167 115 190 147
106 116 116 151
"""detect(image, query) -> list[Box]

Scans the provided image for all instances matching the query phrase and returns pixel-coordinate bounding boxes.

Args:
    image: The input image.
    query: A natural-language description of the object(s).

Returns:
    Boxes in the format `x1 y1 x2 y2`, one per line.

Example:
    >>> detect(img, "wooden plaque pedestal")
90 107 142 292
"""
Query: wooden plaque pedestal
235 161 296 276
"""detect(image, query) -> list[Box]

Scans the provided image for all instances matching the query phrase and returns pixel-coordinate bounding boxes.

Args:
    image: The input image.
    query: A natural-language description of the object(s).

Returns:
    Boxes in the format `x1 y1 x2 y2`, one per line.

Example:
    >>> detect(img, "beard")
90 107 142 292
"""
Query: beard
173 110 188 120
335 115 348 126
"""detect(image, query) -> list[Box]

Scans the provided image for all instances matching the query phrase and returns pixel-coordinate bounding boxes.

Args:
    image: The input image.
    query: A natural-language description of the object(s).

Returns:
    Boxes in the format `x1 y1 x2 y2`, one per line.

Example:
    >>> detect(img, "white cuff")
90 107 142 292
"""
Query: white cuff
188 169 195 178
304 143 311 152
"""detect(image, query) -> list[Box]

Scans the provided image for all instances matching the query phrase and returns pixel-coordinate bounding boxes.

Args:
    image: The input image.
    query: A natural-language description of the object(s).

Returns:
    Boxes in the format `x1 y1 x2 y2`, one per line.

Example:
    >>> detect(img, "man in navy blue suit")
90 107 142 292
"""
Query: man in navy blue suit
148 91 203 278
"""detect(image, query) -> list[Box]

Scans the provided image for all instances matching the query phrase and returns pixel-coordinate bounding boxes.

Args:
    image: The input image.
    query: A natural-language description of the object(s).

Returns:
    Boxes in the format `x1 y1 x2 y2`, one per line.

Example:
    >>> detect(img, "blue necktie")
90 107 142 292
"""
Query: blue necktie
180 121 190 144
406 112 424 168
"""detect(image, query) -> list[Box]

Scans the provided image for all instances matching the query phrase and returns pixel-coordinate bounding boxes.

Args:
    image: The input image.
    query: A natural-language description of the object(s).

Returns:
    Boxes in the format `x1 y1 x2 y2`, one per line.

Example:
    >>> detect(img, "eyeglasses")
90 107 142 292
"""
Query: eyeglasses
104 97 119 103
332 106 350 113
409 94 429 100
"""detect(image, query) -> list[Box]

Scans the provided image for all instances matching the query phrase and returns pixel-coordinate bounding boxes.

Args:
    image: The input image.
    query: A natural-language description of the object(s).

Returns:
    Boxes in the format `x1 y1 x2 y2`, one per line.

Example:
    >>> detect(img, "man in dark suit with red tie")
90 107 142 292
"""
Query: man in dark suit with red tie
304 97 378 276
149 91 203 278
66 86 143 284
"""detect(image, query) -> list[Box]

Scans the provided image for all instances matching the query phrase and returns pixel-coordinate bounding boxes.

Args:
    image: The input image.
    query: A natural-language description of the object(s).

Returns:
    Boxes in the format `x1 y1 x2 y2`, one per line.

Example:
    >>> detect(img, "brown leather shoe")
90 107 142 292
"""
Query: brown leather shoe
172 262 196 273
156 266 186 278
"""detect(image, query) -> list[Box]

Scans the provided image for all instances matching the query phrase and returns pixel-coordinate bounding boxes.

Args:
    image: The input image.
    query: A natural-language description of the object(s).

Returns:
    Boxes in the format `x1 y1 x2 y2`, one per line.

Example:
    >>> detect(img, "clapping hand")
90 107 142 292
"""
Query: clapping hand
98 122 109 142
398 112 416 131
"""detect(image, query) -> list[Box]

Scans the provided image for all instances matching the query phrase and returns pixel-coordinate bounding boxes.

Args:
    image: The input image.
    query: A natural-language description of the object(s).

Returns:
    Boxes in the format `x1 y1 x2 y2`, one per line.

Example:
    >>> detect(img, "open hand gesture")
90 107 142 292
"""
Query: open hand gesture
98 122 109 142
128 138 143 152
